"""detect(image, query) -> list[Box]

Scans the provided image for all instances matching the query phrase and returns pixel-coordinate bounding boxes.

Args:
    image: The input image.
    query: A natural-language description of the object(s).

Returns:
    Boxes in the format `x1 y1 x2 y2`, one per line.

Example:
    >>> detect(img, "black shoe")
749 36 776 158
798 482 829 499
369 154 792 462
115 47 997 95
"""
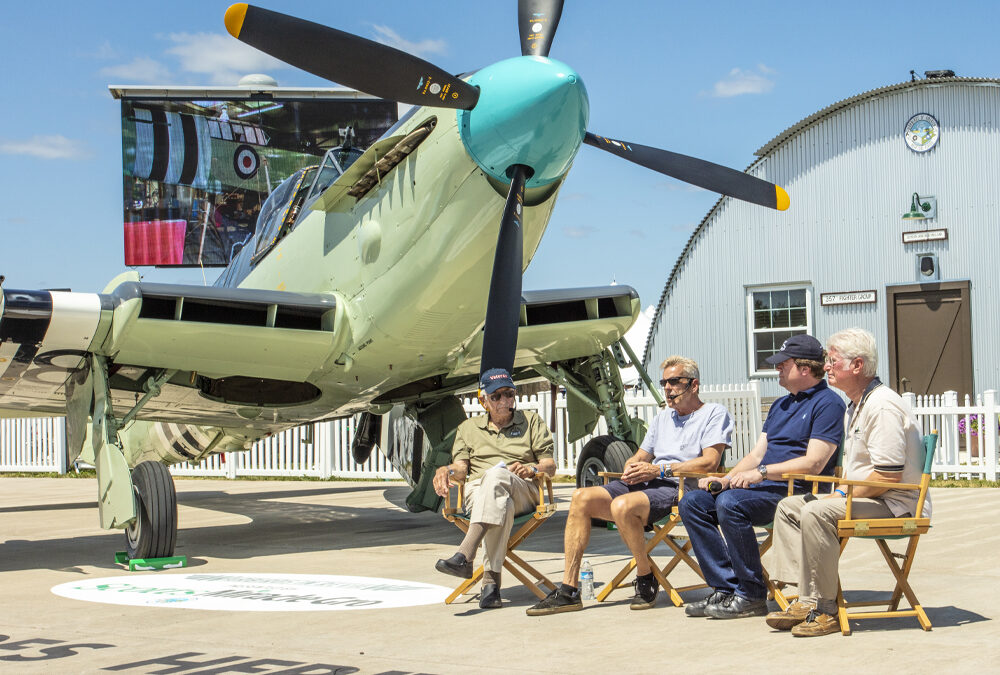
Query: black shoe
704 594 768 619
525 586 583 616
629 574 658 610
685 590 733 617
435 552 472 579
479 584 502 609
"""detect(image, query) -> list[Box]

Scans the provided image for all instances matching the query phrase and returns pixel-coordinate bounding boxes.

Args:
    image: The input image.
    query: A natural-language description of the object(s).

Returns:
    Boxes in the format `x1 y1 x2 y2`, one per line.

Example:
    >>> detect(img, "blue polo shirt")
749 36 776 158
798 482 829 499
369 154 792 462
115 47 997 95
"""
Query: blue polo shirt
759 380 845 490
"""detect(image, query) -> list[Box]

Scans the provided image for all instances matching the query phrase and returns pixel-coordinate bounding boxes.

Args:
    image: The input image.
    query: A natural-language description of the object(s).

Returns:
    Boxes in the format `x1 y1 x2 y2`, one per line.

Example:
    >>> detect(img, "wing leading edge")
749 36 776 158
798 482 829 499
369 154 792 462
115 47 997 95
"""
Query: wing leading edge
0 278 348 417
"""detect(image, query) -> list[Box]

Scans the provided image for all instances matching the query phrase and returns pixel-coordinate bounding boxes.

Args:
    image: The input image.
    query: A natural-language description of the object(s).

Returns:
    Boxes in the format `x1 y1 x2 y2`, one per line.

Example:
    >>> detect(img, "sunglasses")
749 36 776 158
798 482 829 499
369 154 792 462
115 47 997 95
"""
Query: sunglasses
488 390 516 402
659 377 692 388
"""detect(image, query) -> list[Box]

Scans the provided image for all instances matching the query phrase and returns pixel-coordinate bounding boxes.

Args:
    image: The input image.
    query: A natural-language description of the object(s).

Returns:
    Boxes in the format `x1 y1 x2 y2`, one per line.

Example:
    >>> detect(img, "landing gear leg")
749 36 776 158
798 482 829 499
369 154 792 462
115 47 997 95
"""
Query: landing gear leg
88 354 179 557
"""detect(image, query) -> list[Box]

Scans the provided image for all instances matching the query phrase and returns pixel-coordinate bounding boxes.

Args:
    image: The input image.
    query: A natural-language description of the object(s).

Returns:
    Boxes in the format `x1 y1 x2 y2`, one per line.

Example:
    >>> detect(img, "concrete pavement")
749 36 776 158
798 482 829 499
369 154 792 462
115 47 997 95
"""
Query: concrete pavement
1 477 997 674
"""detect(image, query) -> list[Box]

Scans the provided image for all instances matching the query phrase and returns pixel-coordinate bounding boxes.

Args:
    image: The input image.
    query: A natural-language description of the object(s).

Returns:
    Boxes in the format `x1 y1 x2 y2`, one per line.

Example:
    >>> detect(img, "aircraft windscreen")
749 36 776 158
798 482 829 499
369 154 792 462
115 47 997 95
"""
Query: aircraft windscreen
307 146 366 203
253 169 309 258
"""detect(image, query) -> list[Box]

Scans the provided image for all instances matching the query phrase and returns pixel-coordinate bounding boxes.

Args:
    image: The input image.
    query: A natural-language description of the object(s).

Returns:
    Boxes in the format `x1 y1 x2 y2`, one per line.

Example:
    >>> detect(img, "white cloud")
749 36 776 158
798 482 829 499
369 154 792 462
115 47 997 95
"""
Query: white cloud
100 57 173 84
712 64 775 97
562 225 597 239
370 25 446 59
0 135 90 160
165 32 290 85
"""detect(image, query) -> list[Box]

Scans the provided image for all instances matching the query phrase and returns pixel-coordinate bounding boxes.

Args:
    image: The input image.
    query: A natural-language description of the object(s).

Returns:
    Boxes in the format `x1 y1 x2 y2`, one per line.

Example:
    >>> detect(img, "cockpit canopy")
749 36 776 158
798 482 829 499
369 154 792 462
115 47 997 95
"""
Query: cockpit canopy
251 145 364 262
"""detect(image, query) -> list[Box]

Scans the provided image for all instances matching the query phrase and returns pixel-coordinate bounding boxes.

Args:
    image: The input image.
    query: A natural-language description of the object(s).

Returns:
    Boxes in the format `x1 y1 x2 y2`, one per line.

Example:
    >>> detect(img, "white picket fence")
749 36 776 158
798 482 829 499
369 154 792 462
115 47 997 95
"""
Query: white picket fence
4 385 998 481
902 390 1000 480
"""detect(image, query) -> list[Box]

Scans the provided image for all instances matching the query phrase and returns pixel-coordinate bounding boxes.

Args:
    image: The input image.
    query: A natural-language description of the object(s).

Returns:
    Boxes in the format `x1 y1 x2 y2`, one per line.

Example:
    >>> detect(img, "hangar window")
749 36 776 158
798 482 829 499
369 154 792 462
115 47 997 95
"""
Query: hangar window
746 285 812 376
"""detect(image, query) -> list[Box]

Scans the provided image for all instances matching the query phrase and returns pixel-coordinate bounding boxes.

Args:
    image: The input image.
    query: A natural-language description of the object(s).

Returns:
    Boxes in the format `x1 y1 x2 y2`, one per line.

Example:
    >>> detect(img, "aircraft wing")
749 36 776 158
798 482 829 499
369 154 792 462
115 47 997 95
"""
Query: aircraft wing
449 285 641 376
0 276 346 422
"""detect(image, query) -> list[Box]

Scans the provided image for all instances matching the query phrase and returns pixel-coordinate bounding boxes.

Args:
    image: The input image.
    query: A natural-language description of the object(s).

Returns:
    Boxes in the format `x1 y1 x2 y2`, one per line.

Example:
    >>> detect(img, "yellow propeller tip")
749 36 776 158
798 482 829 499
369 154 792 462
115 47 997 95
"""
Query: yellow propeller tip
224 3 248 38
775 185 790 211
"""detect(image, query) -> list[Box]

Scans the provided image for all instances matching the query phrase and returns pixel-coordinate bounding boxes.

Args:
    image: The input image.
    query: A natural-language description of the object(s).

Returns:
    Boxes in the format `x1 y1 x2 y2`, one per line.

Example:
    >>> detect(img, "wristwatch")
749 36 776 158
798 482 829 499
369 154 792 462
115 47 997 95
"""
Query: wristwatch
757 464 768 479
660 463 673 479
529 465 538 476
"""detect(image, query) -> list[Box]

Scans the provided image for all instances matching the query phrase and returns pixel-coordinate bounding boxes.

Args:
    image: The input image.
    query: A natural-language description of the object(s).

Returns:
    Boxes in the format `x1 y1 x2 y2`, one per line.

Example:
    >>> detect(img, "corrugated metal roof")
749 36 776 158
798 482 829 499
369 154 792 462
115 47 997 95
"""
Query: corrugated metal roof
642 76 1000 367
754 76 1000 157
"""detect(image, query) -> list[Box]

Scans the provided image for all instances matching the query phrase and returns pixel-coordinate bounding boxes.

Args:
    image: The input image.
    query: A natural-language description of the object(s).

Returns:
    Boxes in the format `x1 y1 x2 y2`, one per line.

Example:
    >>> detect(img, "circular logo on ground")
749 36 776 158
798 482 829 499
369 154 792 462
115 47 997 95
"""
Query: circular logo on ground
52 573 451 612
904 113 940 153
233 144 260 179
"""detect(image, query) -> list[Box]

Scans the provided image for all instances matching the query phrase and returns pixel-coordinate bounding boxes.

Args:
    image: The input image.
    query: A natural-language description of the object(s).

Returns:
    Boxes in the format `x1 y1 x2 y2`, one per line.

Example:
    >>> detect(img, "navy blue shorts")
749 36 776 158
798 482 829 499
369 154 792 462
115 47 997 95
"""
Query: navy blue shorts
601 478 679 524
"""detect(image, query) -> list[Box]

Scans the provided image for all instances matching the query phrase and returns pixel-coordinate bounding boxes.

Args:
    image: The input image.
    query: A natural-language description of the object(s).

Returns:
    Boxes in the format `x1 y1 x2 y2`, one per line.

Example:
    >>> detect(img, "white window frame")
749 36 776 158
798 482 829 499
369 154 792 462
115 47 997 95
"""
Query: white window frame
745 284 814 377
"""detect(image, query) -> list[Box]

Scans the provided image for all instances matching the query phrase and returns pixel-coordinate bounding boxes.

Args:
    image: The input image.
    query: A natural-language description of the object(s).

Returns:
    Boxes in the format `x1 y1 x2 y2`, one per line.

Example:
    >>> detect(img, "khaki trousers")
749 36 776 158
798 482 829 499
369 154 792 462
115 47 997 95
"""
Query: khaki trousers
770 494 893 612
463 465 539 573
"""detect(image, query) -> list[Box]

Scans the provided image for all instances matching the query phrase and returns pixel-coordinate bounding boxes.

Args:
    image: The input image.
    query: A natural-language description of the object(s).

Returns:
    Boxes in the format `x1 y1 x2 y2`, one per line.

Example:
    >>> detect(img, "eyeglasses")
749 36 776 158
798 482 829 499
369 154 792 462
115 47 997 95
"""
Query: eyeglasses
659 377 692 388
488 390 516 402
824 355 850 367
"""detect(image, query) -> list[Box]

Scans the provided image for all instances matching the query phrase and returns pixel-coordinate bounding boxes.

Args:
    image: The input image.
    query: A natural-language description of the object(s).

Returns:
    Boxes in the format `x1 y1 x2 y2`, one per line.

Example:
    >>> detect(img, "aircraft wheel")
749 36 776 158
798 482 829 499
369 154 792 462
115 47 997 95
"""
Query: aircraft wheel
575 435 635 489
125 461 178 559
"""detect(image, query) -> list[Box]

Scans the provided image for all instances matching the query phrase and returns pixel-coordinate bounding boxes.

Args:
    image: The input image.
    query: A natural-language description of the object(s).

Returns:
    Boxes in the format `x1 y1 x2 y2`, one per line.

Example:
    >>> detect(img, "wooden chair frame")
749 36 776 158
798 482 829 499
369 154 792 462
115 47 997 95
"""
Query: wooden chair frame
594 472 717 606
778 433 938 635
441 474 557 604
594 462 840 608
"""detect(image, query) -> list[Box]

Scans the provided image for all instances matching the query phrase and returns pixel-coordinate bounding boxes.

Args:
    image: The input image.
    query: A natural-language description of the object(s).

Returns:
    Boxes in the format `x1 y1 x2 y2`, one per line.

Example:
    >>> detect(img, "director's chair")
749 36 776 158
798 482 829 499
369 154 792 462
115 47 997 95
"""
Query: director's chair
779 433 938 634
441 474 557 604
594 472 712 607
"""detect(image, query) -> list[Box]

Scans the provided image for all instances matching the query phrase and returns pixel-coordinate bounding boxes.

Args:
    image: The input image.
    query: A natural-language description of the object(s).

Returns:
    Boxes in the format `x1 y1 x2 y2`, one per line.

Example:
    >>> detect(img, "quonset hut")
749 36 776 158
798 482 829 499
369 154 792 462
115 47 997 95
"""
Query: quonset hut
644 74 999 400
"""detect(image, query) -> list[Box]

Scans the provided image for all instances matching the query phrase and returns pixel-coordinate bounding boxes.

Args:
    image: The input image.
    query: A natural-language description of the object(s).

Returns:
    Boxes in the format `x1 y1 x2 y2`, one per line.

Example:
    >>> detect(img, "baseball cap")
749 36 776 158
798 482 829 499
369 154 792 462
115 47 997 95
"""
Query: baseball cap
479 368 515 395
764 334 824 365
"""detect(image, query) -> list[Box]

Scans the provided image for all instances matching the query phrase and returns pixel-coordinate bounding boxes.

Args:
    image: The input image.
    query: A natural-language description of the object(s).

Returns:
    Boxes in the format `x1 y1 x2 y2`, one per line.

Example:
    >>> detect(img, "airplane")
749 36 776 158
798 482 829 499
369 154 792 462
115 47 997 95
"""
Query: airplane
0 0 788 561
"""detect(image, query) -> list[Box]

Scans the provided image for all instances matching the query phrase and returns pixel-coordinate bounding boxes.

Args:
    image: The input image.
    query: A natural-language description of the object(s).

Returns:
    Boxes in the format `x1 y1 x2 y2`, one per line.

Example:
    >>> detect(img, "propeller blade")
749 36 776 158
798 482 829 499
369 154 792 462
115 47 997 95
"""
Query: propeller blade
480 165 529 377
518 0 564 57
584 132 790 211
224 4 480 109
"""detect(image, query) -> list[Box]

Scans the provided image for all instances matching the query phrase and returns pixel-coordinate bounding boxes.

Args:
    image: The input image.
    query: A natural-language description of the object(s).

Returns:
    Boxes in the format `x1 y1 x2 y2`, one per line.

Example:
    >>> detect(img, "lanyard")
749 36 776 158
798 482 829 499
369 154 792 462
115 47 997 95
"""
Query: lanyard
847 377 883 437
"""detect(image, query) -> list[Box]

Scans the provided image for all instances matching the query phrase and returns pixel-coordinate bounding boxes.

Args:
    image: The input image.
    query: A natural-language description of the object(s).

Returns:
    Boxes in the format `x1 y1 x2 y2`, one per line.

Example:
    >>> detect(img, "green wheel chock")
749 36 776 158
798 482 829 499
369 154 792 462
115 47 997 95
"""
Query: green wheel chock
114 551 188 571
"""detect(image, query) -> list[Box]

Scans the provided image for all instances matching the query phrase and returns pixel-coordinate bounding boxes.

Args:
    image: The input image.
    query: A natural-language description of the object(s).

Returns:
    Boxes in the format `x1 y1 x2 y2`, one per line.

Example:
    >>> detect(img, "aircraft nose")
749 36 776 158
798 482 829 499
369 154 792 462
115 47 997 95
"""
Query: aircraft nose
459 56 589 187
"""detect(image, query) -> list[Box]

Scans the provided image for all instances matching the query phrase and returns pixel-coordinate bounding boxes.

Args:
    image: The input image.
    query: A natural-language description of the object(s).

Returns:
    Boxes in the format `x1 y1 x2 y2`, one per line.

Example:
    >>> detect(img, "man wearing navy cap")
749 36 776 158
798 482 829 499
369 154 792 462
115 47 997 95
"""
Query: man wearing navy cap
678 334 845 619
432 368 555 609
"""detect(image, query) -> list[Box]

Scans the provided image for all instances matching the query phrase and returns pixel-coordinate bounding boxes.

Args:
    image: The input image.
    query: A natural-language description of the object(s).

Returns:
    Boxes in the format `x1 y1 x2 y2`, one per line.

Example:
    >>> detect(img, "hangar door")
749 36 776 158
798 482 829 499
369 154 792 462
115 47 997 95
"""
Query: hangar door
887 281 972 397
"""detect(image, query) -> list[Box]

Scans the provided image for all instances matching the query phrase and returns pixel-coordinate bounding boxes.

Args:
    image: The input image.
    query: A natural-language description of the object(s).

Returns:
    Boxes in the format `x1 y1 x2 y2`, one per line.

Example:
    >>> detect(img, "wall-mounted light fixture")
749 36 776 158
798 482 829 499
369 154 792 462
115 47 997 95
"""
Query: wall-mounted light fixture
902 193 937 220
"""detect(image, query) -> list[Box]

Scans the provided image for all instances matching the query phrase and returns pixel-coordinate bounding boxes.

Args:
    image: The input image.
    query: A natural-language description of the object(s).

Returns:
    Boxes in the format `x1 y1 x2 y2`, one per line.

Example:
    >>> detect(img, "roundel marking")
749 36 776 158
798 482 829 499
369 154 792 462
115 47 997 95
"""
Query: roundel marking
233 144 260 180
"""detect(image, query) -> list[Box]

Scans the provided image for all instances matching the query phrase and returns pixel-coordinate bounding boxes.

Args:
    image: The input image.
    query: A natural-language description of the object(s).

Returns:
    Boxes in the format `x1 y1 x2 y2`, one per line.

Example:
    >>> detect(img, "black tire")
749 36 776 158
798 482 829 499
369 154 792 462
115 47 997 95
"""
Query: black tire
575 435 637 489
125 461 178 559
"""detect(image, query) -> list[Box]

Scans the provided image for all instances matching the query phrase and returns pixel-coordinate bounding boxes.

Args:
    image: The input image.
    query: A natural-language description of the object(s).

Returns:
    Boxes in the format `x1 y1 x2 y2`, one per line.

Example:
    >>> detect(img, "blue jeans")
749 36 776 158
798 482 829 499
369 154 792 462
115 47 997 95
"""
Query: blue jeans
677 486 789 601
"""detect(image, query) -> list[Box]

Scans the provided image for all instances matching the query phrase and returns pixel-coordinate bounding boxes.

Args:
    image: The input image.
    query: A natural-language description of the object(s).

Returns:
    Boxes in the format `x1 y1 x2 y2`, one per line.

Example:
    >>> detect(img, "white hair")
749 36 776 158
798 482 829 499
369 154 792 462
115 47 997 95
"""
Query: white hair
826 328 878 378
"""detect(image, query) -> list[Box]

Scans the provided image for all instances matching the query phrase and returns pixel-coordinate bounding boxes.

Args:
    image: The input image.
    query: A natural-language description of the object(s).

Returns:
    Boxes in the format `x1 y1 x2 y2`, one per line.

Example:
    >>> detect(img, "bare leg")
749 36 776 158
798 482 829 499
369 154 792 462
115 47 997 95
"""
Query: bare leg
609 492 653 575
562 486 614 586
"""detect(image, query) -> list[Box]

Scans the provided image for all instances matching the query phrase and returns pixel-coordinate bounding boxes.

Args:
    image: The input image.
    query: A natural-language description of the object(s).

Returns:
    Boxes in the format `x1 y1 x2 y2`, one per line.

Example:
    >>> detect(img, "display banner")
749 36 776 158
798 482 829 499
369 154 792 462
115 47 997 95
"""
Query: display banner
120 95 397 267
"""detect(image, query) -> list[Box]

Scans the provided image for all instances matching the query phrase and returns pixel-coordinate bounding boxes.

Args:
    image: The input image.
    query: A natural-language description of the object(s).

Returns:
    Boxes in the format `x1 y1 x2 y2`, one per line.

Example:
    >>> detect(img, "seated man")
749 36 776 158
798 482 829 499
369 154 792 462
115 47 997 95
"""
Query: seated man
678 334 845 619
526 355 733 615
432 368 555 609
765 328 930 637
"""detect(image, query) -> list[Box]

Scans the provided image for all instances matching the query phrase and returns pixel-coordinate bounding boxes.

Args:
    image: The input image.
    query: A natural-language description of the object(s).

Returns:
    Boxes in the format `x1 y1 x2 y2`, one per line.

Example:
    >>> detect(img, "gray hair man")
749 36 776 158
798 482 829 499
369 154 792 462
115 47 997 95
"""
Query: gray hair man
765 328 929 637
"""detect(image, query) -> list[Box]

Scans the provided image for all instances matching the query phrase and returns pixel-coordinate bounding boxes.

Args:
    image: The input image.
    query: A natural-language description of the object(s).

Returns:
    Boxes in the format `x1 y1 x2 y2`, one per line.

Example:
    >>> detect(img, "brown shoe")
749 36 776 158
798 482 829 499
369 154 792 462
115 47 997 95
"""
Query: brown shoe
791 610 841 637
765 601 814 630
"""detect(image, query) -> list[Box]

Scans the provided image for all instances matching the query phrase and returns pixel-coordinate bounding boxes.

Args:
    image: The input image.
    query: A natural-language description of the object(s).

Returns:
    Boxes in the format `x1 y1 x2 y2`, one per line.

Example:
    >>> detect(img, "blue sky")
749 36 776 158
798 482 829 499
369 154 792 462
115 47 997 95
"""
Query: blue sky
1 1 996 312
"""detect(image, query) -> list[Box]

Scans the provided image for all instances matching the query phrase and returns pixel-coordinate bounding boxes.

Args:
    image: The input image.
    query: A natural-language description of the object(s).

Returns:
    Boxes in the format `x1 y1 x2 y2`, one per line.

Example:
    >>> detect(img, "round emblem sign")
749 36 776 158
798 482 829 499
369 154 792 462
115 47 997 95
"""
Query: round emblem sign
904 113 939 153
233 144 260 179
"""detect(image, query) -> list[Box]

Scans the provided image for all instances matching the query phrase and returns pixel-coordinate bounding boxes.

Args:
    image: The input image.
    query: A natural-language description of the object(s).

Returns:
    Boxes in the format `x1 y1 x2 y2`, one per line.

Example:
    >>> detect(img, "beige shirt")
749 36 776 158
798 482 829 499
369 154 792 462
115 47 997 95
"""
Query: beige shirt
843 382 930 517
452 410 554 481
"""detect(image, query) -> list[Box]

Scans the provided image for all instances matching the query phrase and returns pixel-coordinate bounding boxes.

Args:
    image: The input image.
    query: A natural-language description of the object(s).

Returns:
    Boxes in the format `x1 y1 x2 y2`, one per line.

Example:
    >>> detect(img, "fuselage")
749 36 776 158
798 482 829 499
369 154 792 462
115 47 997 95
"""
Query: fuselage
222 56 591 417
